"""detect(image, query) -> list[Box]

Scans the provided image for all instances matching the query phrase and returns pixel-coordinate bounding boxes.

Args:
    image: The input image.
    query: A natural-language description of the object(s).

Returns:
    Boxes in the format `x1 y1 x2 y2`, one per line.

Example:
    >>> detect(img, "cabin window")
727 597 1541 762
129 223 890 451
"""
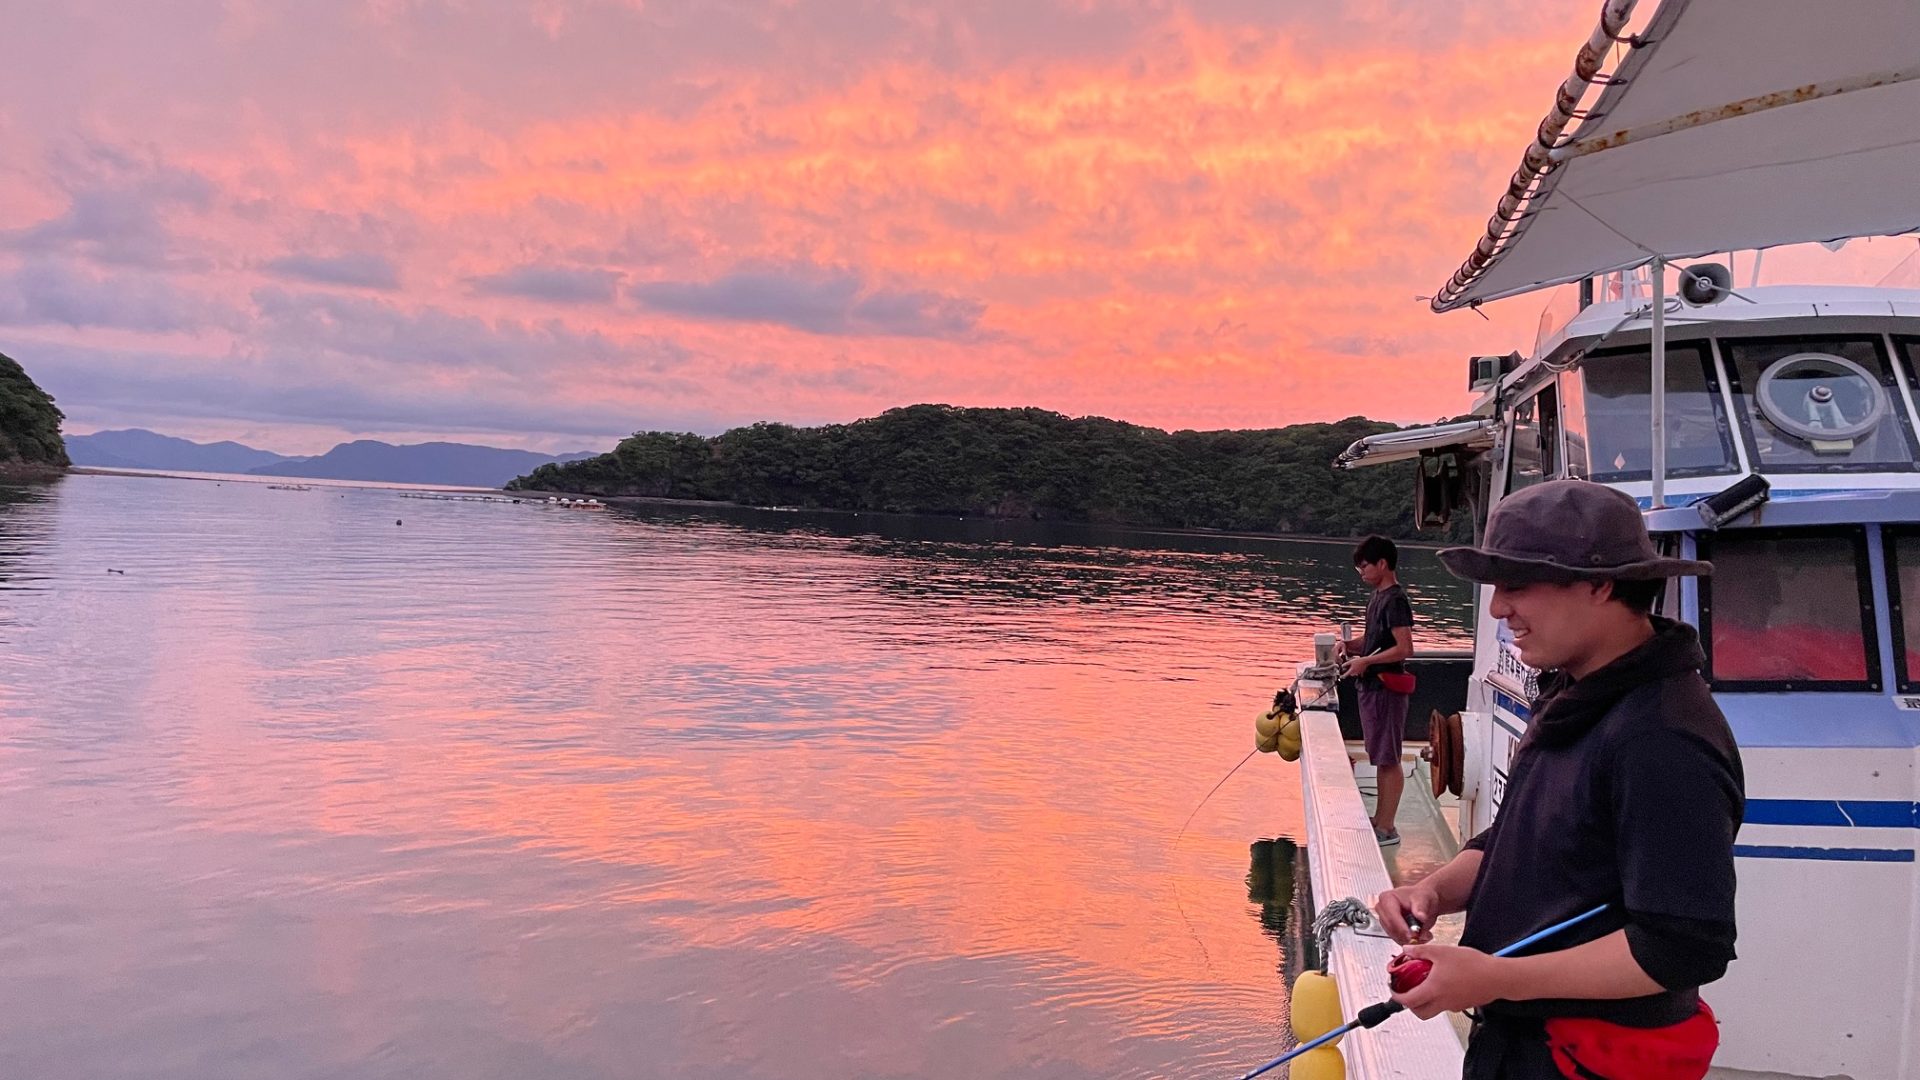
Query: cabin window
1723 336 1918 472
1558 371 1591 480
1699 526 1878 691
1580 343 1737 483
1884 528 1920 693
1506 386 1559 492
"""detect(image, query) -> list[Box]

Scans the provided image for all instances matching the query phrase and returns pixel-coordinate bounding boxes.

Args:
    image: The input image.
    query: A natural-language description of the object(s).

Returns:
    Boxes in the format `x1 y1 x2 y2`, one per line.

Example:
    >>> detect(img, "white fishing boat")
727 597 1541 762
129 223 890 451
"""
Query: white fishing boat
1278 1 1920 1077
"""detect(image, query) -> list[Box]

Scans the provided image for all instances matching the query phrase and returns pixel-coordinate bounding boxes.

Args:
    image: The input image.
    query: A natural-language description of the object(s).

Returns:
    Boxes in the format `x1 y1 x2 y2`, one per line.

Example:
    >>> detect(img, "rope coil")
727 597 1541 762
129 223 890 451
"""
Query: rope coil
1310 897 1374 973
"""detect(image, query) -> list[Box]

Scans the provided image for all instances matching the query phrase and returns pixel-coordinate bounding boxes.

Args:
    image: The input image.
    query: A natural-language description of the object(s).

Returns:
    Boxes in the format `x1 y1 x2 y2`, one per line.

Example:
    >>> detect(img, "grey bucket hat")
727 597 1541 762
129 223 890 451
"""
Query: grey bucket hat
1438 480 1712 584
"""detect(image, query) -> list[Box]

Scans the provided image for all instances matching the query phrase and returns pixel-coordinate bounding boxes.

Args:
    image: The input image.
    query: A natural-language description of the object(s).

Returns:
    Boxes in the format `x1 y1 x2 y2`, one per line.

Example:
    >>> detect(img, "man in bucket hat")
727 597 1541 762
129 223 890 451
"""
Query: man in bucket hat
1373 480 1744 1080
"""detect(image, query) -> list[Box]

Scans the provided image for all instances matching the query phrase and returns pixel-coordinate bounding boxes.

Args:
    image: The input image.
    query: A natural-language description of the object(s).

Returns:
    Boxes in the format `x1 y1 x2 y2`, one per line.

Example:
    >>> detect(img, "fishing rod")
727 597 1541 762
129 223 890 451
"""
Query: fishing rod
1236 903 1611 1080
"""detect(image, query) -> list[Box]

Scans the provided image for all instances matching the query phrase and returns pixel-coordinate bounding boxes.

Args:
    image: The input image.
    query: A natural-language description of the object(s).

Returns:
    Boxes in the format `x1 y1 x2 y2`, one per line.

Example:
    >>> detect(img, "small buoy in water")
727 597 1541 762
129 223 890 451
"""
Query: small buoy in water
1287 1044 1344 1080
395 519 402 525
1290 970 1343 1046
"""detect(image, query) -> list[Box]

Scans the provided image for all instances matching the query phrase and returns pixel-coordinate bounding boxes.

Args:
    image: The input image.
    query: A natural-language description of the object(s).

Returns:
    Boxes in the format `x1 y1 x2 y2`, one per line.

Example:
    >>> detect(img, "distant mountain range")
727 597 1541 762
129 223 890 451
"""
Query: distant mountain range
66 428 297 474
66 429 600 489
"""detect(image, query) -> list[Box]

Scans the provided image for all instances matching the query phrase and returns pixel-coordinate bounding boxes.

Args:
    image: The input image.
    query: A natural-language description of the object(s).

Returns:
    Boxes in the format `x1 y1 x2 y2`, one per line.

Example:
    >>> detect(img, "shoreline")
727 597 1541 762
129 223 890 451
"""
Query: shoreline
0 461 67 483
64 467 1447 550
510 486 1453 550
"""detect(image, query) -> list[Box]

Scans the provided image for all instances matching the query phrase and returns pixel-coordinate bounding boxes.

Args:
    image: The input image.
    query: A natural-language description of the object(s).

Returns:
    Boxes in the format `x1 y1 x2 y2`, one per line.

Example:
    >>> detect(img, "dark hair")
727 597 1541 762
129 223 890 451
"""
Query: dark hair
1608 578 1664 615
1353 535 1398 570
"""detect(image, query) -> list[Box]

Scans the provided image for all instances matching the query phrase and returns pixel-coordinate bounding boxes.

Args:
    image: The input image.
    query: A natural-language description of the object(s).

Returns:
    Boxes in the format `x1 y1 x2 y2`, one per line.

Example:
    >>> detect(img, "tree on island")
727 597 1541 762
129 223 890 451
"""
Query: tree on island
512 404 1463 540
0 351 69 480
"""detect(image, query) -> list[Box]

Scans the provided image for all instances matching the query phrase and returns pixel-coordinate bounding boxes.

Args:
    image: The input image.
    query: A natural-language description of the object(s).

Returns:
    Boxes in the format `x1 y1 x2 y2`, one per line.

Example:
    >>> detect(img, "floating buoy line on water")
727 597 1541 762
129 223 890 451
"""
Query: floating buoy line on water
398 492 520 503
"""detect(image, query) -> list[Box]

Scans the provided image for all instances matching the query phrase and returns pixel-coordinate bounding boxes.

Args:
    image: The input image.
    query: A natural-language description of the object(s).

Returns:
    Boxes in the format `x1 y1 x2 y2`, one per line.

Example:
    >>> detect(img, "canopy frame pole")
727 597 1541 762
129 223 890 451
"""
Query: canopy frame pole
1651 257 1667 508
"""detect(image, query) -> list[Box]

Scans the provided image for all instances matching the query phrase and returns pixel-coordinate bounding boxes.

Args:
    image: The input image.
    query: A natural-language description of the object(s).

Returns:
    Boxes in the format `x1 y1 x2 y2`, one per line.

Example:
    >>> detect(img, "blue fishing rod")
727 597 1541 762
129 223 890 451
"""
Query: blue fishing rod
1237 903 1611 1080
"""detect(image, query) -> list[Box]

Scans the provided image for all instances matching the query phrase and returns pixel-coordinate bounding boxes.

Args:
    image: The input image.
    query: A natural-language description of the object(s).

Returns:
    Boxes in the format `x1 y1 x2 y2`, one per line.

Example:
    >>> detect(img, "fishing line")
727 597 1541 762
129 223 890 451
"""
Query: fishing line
1170 680 1339 977
1175 748 1259 848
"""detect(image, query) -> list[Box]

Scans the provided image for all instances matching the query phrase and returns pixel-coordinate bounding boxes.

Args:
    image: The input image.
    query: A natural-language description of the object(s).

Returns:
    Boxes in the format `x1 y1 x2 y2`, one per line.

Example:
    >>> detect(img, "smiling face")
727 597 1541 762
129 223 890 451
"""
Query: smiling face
1489 579 1615 674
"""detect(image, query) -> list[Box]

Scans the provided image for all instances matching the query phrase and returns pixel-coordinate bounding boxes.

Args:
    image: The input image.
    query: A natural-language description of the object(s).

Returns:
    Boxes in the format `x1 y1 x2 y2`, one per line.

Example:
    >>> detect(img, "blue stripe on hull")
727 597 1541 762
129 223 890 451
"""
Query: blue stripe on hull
1746 799 1920 828
1734 844 1915 862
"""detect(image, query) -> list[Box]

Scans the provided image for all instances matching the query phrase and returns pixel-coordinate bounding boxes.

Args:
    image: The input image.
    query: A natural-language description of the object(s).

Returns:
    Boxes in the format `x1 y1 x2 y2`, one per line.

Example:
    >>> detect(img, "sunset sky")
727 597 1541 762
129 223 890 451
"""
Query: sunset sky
4 1 1912 454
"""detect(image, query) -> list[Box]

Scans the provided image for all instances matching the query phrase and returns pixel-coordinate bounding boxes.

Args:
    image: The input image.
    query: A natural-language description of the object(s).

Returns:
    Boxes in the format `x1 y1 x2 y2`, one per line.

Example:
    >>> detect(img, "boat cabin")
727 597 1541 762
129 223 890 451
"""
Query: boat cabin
1332 280 1920 1077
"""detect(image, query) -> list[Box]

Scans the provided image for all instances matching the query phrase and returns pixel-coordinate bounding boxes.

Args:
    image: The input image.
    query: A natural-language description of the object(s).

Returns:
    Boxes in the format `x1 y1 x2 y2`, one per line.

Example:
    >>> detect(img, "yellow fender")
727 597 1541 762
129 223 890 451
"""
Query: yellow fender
1289 970 1343 1046
1255 709 1282 753
1288 1044 1345 1080
1275 712 1303 762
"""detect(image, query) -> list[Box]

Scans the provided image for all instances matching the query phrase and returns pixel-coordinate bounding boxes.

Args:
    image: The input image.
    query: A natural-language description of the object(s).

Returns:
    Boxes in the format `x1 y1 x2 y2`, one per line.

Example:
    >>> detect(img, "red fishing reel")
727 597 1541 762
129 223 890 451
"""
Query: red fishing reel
1387 953 1433 994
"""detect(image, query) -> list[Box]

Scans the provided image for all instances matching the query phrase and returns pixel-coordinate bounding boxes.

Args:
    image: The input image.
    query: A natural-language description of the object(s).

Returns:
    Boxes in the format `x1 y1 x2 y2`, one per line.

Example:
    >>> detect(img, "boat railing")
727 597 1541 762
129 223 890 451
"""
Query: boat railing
1294 666 1465 1077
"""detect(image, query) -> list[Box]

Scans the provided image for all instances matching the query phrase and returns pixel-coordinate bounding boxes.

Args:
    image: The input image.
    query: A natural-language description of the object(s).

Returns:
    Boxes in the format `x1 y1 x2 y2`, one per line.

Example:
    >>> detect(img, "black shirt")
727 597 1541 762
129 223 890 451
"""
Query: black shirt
1461 618 1744 1027
1361 583 1414 679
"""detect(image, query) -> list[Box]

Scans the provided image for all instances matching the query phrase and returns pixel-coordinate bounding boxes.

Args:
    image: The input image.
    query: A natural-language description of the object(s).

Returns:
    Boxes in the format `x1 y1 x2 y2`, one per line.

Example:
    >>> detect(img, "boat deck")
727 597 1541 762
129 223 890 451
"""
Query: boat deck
1350 752 1473 1047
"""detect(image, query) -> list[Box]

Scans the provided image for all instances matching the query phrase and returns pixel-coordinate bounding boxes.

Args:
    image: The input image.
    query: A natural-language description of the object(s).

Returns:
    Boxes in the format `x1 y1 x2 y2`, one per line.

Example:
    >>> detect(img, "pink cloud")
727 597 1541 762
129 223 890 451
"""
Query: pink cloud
8 1 1897 454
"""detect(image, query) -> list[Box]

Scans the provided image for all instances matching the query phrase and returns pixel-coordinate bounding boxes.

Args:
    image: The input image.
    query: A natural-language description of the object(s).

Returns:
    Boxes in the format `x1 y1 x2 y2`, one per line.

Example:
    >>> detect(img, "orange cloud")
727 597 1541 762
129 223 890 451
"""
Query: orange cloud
17 1 1890 455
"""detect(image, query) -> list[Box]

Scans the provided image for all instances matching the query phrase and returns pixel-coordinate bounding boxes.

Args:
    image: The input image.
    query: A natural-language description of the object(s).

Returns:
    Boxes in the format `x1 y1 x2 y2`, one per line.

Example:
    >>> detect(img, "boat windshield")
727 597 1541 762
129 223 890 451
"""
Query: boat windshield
1722 337 1919 473
1579 343 1739 483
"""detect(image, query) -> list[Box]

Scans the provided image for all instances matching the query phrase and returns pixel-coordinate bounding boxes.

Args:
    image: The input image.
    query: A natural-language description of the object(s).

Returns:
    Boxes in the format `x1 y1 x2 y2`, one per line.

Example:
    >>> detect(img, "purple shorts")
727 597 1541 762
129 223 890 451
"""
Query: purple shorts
1357 684 1410 767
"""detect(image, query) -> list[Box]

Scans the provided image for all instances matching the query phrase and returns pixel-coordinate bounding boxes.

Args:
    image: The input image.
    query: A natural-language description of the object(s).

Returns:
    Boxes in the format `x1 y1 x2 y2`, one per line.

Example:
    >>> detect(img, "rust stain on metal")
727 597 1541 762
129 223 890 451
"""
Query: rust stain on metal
1566 68 1915 158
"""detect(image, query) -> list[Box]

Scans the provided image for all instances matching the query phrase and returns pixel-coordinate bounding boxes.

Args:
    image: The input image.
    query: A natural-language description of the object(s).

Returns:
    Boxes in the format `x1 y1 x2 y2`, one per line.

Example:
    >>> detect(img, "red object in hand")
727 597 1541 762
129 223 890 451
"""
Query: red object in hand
1387 953 1433 994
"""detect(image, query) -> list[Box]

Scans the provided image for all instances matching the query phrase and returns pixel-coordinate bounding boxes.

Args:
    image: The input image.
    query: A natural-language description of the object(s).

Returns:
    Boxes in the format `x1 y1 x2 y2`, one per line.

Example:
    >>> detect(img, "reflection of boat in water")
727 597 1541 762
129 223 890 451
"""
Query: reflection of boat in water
1277 1 1920 1077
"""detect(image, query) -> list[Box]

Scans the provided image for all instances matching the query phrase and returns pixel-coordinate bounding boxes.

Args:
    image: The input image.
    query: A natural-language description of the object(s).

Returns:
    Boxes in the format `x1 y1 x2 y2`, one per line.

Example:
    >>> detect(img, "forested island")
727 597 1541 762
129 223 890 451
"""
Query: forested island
0 351 69 481
512 405 1460 540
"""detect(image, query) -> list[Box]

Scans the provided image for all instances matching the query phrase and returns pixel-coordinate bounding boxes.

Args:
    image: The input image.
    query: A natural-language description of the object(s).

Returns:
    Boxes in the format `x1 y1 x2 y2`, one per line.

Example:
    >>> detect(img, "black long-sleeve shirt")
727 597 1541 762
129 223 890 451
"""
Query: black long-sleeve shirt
1461 618 1744 1027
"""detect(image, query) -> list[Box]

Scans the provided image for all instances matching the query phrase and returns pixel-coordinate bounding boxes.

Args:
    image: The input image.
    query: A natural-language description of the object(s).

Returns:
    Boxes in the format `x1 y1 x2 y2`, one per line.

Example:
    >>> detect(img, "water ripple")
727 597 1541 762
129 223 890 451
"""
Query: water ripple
0 474 1472 1080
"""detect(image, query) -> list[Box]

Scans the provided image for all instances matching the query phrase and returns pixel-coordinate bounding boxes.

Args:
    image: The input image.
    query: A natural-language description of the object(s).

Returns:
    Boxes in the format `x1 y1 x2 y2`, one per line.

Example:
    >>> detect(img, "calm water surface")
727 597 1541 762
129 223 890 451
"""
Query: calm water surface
0 474 1471 1079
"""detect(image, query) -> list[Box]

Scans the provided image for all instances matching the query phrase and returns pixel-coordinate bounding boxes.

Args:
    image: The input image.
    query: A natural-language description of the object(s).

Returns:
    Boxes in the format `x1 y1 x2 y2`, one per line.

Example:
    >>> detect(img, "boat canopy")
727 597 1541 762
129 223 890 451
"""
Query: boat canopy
1434 0 1920 312
1334 419 1495 470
